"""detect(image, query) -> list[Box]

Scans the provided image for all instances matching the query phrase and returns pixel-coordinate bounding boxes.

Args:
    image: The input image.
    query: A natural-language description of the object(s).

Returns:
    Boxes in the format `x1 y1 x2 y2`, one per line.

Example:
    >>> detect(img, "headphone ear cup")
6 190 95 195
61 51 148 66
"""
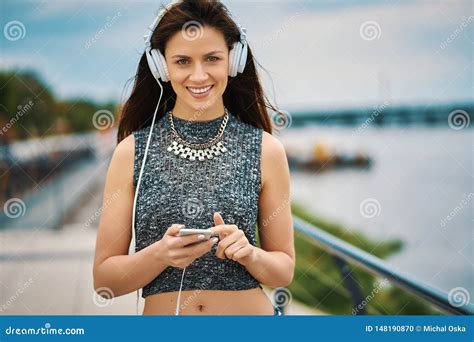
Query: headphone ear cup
228 42 242 77
151 49 169 82
237 41 248 74
146 47 161 82
228 43 237 77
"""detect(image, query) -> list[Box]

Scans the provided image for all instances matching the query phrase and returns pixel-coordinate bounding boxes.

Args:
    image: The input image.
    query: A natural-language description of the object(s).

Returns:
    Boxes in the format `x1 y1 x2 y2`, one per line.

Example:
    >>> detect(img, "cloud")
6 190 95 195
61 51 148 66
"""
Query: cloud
1 0 471 107
244 0 472 109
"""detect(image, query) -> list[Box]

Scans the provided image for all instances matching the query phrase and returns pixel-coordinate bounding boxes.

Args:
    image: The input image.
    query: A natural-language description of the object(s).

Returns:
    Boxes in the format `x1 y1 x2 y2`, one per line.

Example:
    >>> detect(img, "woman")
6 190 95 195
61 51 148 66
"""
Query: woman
93 0 294 315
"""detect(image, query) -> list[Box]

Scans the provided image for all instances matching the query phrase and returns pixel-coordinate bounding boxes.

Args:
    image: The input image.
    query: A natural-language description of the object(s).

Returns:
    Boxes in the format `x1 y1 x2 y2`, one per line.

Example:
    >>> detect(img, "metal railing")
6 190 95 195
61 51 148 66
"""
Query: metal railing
289 216 474 316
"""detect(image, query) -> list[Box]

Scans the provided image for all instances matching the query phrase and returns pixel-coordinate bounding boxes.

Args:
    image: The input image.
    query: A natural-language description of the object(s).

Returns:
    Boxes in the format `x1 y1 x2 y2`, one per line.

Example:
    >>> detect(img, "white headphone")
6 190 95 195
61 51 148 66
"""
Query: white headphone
143 0 248 82
130 0 249 315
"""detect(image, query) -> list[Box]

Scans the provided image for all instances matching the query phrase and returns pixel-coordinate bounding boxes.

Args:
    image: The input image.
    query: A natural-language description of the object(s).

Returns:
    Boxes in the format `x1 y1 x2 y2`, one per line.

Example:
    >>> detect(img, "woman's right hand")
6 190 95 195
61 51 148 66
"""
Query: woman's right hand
155 224 218 269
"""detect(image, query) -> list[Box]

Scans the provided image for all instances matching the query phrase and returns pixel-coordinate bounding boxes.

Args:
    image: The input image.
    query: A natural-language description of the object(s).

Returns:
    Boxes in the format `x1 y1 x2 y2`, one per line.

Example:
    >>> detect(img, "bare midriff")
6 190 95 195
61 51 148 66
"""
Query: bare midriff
143 287 274 315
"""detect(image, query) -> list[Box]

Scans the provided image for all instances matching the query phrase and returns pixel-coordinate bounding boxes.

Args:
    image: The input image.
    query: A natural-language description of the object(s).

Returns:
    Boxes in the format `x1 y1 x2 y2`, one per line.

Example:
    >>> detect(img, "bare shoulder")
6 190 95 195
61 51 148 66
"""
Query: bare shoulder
108 134 135 182
261 131 288 188
114 134 135 160
262 131 286 163
94 133 136 267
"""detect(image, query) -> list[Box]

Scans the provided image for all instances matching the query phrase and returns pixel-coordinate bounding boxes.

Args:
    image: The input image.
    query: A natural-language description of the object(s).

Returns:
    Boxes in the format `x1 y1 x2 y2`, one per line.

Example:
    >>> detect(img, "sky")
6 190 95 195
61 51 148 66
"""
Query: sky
1 0 472 111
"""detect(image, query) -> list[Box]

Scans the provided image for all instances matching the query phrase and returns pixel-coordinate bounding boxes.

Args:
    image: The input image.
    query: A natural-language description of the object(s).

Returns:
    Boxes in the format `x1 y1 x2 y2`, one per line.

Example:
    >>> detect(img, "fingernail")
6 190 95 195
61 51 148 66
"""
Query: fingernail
198 234 205 240
211 237 218 244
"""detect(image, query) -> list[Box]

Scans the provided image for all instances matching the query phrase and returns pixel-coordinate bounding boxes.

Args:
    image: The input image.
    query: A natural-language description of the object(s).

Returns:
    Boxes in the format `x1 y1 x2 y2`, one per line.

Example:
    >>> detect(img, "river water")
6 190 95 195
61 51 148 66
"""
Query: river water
279 125 473 297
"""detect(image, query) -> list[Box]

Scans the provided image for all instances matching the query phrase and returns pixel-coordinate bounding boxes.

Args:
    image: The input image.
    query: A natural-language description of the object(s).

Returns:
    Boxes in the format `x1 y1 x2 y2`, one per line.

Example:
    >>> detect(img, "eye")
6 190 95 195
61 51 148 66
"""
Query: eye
207 56 220 62
176 59 189 65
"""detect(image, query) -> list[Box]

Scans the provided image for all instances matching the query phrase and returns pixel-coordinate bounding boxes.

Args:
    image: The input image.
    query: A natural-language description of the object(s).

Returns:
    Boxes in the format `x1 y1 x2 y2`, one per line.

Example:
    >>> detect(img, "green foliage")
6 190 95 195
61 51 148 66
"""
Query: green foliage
287 201 439 315
0 70 117 140
260 202 441 315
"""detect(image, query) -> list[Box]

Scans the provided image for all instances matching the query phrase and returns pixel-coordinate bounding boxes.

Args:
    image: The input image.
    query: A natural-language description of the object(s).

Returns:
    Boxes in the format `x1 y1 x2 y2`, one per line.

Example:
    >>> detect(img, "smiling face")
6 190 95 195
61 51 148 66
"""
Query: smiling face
165 25 229 118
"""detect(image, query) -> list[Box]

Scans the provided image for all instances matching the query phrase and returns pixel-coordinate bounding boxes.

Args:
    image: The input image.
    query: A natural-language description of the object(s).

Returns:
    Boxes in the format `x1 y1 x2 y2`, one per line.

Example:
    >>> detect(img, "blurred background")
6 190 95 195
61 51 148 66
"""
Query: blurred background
0 0 472 315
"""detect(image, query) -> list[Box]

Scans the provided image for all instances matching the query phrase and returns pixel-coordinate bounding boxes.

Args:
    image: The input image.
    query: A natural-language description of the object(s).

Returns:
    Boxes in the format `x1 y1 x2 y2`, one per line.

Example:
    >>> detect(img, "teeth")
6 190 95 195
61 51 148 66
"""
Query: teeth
188 85 212 94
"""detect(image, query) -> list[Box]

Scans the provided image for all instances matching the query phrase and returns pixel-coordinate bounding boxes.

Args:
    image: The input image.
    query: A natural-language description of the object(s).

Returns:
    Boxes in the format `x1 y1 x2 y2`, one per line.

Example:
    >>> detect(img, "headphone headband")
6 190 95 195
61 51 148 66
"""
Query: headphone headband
133 0 249 316
144 0 248 82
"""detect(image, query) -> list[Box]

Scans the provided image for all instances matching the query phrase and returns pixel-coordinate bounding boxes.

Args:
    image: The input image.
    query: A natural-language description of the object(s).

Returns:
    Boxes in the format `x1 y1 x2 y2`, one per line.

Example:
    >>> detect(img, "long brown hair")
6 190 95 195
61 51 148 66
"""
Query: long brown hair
117 0 278 143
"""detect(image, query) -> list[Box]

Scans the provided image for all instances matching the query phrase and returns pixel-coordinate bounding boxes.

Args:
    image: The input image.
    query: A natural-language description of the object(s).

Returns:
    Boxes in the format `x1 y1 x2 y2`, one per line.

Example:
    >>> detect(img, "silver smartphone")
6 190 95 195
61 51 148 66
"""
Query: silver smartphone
177 228 218 241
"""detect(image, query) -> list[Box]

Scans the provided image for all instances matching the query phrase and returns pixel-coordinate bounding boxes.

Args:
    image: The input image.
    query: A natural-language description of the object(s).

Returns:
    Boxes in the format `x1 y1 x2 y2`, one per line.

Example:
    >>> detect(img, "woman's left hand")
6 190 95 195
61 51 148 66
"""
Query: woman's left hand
209 212 256 266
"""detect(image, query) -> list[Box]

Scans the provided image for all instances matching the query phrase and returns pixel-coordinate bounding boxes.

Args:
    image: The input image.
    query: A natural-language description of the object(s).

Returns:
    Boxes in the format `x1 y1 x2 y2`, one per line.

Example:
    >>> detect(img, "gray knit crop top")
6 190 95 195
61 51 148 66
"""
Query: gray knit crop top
132 110 263 298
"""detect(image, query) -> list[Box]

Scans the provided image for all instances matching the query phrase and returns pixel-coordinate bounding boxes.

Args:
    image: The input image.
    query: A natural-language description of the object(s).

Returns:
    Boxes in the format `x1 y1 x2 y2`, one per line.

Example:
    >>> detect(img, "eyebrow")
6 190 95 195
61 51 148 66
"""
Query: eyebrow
171 50 225 59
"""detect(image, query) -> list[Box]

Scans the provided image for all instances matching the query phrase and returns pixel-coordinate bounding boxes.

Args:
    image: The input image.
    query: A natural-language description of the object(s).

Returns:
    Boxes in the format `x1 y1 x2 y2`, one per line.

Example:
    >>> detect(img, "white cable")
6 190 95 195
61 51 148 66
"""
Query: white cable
130 79 164 315
175 267 187 315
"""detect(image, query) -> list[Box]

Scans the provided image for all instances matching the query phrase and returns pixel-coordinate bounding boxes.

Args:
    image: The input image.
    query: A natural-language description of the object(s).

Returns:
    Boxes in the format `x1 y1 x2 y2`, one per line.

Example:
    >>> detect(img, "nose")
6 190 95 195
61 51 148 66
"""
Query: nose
189 62 208 83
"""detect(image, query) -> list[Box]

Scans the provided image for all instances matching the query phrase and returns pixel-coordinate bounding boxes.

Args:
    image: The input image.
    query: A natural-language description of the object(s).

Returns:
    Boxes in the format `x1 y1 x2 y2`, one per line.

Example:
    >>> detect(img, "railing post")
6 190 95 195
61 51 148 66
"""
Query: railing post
332 255 367 315
293 216 474 315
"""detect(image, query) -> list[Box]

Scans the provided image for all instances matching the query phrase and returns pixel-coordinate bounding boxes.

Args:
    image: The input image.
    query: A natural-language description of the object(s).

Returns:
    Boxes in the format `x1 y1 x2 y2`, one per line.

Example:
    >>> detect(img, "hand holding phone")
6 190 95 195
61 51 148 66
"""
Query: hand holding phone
156 225 219 269
177 228 217 240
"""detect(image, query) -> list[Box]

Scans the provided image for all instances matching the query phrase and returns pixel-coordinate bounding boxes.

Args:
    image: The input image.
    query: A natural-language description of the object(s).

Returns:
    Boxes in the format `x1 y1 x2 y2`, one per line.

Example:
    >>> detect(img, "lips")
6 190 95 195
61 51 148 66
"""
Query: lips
186 85 213 99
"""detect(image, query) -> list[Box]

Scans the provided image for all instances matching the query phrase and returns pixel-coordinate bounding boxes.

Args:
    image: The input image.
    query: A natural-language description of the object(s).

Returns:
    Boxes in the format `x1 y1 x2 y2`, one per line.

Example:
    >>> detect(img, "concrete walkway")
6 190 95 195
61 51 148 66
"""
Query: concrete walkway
0 178 321 316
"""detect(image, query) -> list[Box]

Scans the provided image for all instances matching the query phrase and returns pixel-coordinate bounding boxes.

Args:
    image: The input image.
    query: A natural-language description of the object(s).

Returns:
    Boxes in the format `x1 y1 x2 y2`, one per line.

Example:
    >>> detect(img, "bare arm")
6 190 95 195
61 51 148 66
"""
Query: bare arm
92 134 167 298
212 132 295 287
249 131 295 287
